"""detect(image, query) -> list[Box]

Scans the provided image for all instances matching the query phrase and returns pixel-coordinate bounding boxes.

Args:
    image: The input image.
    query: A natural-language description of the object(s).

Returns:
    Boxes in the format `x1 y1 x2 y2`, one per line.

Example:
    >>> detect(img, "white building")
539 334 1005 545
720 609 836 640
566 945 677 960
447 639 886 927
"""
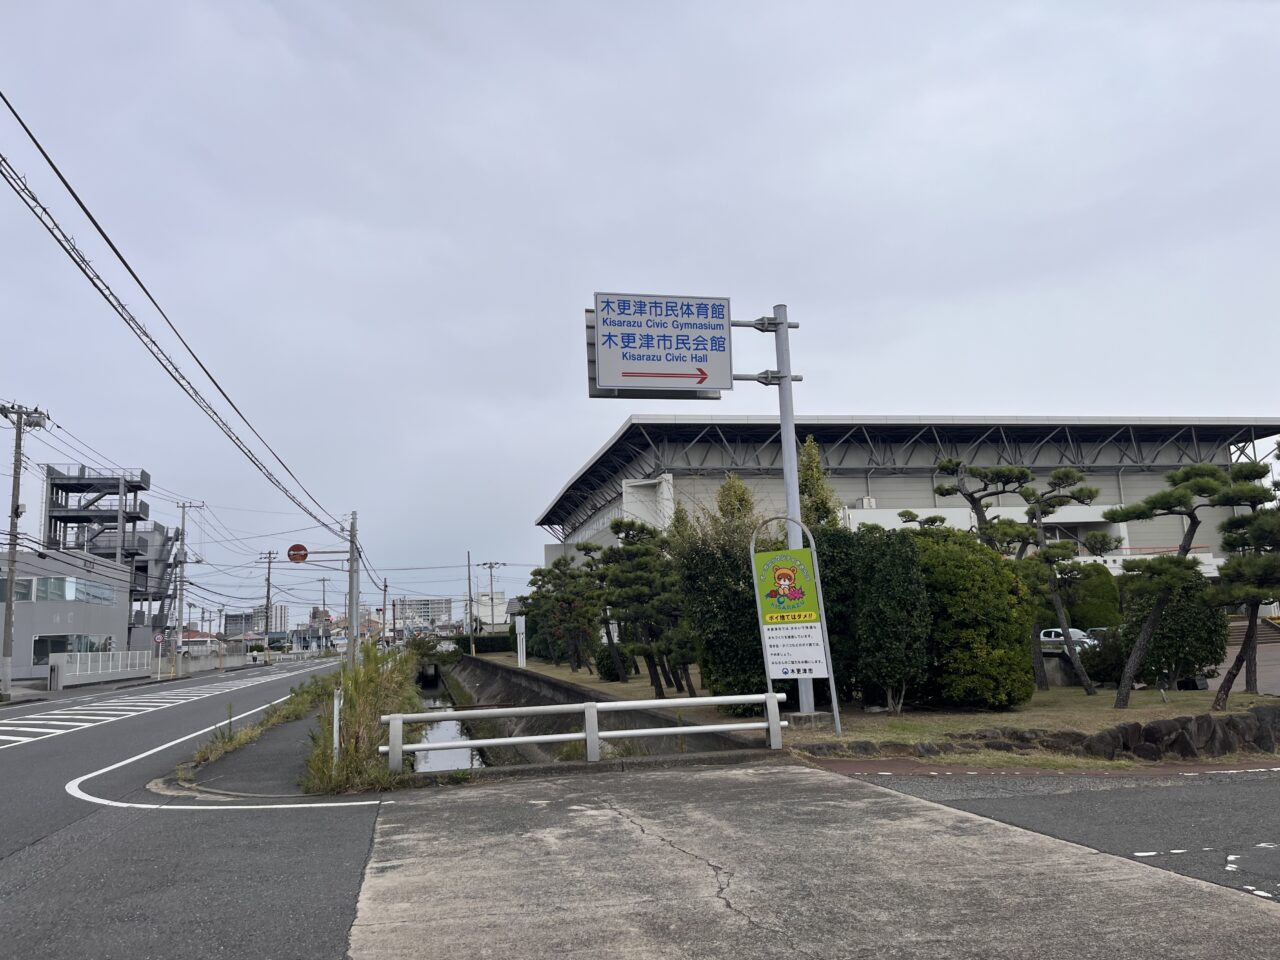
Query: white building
537 415 1280 575
397 597 452 627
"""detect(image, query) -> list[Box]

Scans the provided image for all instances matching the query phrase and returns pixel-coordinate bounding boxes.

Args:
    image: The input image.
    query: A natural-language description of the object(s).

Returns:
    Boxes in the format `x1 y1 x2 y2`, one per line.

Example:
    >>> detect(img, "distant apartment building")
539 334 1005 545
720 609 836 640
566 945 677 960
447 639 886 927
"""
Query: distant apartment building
397 597 452 626
222 604 288 638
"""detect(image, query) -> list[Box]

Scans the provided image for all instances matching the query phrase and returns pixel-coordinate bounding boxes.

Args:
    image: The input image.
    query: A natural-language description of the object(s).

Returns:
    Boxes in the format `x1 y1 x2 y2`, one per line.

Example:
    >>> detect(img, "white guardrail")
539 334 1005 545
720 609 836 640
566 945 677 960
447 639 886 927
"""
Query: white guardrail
65 651 152 676
379 692 788 773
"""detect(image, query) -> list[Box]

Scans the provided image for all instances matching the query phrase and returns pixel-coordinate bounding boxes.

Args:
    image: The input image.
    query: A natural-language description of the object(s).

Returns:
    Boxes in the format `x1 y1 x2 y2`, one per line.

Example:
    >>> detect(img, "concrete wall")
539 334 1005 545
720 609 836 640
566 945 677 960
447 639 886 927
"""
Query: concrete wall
445 655 763 763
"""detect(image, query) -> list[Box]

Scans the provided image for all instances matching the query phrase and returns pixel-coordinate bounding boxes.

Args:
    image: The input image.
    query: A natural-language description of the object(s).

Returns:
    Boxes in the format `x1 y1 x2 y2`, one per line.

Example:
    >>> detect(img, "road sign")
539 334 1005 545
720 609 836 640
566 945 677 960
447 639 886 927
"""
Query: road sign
287 543 309 563
752 547 829 680
592 293 732 392
153 633 164 645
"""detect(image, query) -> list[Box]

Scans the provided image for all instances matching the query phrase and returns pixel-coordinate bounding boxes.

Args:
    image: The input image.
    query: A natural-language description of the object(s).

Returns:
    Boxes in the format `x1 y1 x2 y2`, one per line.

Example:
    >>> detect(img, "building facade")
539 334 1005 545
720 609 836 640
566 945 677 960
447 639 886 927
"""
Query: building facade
537 415 1280 572
1 550 132 682
397 597 452 627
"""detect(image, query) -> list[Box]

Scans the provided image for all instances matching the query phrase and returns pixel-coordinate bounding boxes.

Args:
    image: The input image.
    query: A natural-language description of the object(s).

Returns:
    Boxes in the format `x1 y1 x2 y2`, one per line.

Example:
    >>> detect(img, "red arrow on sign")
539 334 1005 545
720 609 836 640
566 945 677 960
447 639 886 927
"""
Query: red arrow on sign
621 367 708 385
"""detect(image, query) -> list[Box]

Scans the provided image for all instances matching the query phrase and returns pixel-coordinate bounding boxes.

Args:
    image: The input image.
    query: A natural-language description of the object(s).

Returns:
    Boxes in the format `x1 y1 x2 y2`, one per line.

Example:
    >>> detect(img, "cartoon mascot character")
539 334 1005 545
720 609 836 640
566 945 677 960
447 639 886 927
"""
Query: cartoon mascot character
766 567 805 605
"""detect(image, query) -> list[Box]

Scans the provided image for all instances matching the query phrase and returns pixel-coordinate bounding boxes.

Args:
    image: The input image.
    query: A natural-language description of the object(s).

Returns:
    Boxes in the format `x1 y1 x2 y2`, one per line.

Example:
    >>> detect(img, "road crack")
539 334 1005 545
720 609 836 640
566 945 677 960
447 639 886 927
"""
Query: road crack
598 796 820 959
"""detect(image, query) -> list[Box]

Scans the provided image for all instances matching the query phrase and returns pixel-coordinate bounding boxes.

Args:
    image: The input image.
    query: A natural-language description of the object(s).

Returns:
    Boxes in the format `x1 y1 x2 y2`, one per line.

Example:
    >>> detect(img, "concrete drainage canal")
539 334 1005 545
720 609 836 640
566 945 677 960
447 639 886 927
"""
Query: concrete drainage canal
420 655 764 769
414 664 484 773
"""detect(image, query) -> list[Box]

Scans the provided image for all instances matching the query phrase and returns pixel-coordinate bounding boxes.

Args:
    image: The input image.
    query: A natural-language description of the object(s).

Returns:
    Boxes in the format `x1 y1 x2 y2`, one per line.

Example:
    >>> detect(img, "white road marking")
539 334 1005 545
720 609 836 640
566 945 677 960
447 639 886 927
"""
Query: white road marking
65 696 384 811
0 663 334 750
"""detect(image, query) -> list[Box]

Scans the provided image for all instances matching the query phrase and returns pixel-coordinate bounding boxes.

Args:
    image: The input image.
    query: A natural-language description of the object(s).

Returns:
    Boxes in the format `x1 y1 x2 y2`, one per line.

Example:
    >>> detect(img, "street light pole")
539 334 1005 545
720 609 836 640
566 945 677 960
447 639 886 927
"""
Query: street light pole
1 403 48 700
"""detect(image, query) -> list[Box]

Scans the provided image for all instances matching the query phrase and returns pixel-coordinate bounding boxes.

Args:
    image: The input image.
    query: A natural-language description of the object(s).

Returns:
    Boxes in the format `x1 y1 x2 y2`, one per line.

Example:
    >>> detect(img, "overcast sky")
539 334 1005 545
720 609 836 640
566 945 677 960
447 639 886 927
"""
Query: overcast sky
3 1 1278 622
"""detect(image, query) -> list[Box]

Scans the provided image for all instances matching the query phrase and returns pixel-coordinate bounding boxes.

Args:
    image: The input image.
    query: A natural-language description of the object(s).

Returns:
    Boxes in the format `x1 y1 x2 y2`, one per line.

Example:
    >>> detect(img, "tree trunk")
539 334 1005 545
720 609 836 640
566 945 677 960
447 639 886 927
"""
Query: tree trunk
1213 600 1259 711
1246 624 1259 695
1114 591 1172 709
640 651 665 698
655 652 676 688
630 656 641 676
1029 621 1050 691
602 617 627 683
1034 504 1095 701
665 656 685 693
680 663 697 697
1115 514 1200 709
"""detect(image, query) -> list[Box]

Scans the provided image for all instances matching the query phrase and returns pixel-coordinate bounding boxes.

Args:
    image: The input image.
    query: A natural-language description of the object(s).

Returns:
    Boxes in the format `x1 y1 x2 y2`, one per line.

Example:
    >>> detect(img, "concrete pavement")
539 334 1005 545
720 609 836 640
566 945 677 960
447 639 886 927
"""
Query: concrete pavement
349 763 1280 959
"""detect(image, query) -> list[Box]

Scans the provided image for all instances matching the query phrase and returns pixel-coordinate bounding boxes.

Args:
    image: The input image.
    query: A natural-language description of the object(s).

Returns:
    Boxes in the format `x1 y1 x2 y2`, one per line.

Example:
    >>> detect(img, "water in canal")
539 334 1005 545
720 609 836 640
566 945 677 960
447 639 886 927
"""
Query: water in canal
412 696 484 773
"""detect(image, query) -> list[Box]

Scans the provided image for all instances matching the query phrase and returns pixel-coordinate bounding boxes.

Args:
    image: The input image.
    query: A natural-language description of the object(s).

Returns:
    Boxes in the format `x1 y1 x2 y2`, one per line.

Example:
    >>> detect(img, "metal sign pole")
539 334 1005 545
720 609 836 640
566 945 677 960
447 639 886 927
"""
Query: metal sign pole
749 515 842 734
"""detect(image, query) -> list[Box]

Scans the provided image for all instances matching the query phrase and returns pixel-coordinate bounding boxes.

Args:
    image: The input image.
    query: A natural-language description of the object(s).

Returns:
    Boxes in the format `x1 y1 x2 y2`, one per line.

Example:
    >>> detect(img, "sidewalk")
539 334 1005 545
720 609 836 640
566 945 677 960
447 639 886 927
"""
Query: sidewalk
189 709 318 797
0 661 270 709
350 762 1280 959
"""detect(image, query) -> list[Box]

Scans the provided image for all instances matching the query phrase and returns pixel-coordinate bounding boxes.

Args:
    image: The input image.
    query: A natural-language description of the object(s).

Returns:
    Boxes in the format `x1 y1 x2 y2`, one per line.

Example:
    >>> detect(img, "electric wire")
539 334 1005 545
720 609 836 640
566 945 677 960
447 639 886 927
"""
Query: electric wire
0 88 342 532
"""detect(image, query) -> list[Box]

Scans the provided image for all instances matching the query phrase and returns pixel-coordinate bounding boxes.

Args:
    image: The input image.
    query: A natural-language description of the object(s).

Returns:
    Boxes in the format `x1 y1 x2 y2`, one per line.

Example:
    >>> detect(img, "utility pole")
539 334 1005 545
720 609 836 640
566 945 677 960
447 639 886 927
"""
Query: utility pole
381 578 388 642
1 403 48 700
392 599 397 643
172 501 193 672
466 550 475 656
260 549 276 660
320 576 329 615
479 562 507 638
347 512 359 667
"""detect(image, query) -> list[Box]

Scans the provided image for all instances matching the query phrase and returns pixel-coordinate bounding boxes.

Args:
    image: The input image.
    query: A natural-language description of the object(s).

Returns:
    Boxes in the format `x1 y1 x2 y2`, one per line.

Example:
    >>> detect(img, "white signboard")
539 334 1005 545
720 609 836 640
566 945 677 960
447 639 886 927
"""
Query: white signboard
762 622 829 680
593 292 732 391
514 615 527 669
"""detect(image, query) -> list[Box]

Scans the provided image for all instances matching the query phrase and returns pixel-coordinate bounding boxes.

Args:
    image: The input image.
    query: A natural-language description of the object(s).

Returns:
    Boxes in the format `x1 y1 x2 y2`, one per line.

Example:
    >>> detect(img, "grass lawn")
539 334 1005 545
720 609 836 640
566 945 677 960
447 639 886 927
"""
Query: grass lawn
789 686 1277 747
478 653 1275 746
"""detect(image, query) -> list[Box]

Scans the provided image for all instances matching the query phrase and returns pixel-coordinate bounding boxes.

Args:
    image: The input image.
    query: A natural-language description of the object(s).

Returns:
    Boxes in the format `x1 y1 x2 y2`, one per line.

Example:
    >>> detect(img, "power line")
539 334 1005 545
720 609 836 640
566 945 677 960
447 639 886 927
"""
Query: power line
0 88 342 533
0 146 341 539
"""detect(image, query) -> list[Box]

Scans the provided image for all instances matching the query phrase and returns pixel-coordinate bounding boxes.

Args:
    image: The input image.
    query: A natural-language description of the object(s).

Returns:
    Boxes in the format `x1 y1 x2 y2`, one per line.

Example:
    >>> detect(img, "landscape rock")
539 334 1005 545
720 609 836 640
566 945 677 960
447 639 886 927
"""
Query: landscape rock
1191 714 1215 750
1051 730 1089 745
1142 719 1183 746
935 742 957 754
1132 742 1162 762
915 742 941 757
844 740 879 757
973 728 1002 741
1117 722 1143 752
1167 730 1199 759
1082 731 1118 760
878 741 917 757
983 740 1016 752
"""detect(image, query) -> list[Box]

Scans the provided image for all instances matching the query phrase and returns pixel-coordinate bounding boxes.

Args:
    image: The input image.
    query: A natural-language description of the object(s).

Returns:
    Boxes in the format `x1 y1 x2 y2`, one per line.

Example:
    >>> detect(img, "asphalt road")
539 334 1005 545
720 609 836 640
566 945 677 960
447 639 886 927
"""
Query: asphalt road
845 766 1280 902
0 661 380 960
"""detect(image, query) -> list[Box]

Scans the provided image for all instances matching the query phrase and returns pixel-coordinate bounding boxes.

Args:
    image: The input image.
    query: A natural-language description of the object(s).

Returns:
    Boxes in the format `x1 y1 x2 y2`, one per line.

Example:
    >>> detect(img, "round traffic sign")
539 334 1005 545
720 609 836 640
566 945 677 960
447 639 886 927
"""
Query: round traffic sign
287 543 309 563
153 633 164 645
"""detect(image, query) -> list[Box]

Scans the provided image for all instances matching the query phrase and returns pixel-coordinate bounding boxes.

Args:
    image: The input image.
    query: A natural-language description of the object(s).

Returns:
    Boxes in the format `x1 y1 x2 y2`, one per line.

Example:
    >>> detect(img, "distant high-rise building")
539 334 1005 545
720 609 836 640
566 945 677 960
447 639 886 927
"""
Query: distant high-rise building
397 597 452 626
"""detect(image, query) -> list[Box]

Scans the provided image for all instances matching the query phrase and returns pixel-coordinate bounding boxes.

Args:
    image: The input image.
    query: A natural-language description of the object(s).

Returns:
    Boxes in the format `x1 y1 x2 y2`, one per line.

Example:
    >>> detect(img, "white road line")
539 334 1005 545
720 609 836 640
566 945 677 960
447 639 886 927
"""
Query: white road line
0 726 70 735
66 696 385 811
0 662 336 751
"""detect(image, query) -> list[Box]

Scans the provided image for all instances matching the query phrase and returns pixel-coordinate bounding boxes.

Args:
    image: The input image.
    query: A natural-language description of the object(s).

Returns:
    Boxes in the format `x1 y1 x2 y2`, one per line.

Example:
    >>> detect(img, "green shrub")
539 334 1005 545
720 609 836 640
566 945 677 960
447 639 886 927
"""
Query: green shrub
594 644 628 681
911 528 1034 709
1084 573 1227 687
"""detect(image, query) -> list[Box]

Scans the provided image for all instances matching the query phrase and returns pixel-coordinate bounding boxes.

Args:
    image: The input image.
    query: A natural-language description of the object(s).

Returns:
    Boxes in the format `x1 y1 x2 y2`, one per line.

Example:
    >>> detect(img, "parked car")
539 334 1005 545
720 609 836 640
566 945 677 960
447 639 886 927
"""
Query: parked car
1039 628 1096 649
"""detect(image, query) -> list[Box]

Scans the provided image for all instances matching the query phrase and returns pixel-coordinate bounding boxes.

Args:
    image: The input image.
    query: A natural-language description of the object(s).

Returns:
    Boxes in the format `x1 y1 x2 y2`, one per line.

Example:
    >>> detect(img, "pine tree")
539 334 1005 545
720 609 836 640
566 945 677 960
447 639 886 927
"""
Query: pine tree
1104 464 1246 708
601 519 681 698
934 460 1034 551
1020 468 1101 695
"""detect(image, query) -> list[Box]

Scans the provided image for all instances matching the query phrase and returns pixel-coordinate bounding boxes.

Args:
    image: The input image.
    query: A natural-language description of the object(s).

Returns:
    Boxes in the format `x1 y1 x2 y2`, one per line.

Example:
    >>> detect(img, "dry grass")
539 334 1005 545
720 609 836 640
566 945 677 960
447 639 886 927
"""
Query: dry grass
486 654 1276 746
788 687 1277 747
